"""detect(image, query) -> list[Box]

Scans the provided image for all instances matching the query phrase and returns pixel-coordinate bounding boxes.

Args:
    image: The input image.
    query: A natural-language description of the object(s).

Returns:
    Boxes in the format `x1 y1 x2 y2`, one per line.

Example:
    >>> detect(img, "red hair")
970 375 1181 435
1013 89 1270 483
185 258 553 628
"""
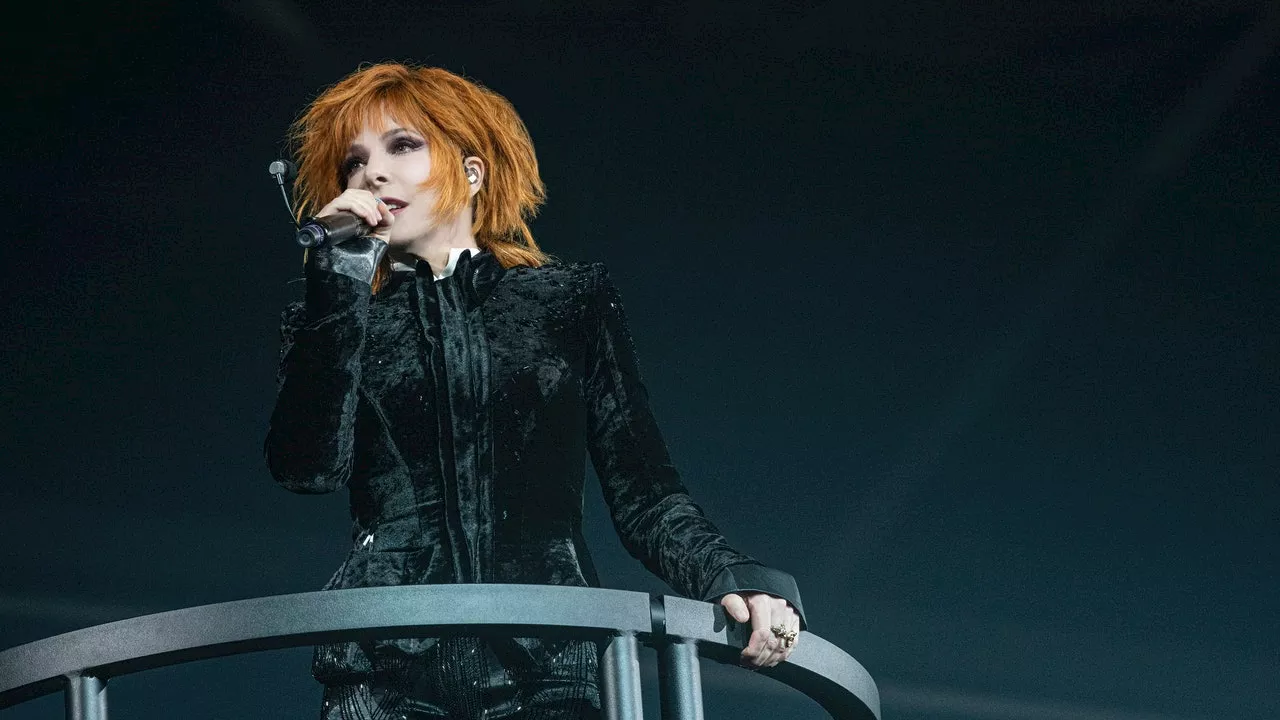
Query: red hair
289 63 549 290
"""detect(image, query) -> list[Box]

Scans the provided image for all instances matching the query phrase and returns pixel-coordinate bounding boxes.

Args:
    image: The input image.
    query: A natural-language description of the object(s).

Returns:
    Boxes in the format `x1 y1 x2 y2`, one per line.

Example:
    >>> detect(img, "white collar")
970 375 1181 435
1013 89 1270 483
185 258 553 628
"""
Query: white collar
390 247 482 280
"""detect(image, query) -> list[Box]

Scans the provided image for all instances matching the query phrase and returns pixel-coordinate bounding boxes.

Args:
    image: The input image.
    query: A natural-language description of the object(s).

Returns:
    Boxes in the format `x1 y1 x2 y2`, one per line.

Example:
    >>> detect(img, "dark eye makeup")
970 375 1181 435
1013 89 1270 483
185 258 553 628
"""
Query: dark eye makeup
339 131 424 176
389 136 424 153
339 153 367 177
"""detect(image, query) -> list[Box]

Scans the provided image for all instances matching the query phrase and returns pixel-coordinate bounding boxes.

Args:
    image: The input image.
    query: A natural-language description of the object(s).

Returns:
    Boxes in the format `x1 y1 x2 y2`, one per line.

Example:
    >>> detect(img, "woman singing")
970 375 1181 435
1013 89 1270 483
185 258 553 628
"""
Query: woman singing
265 62 804 720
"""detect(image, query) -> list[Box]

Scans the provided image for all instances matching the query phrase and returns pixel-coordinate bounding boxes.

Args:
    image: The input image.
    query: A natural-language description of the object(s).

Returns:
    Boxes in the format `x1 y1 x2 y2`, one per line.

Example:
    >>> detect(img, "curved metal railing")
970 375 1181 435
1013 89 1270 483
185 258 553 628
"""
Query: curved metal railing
0 585 879 719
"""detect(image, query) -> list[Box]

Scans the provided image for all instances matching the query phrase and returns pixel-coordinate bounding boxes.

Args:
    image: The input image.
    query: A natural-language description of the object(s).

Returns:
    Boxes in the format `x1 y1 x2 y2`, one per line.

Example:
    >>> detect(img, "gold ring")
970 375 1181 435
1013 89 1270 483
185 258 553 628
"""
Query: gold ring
770 624 798 648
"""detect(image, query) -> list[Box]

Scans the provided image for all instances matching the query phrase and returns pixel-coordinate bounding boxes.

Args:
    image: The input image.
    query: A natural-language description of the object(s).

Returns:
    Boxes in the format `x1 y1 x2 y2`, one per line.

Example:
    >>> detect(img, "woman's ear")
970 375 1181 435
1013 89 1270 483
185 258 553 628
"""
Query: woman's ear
463 156 485 197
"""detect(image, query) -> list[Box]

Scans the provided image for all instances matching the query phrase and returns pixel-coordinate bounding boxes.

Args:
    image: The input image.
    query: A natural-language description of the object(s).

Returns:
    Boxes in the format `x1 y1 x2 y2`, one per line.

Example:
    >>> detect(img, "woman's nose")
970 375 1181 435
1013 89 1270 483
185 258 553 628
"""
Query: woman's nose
362 156 391 186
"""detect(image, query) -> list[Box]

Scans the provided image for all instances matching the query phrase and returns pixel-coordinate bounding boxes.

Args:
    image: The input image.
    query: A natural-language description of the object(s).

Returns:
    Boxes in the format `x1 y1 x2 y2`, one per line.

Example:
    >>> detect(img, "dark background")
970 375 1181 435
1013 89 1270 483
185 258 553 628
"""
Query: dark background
3 1 1277 718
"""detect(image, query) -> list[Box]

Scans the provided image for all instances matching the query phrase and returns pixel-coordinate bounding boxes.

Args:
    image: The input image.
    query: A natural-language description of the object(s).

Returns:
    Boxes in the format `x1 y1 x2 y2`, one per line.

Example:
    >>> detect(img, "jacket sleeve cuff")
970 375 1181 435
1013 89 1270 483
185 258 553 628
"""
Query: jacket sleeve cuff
307 235 388 287
701 563 807 630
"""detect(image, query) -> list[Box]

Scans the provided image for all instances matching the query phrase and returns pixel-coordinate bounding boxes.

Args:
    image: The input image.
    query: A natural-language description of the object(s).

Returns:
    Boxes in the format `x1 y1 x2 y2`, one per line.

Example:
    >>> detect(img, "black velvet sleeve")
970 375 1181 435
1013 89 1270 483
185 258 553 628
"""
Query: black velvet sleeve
263 263 373 494
583 264 806 627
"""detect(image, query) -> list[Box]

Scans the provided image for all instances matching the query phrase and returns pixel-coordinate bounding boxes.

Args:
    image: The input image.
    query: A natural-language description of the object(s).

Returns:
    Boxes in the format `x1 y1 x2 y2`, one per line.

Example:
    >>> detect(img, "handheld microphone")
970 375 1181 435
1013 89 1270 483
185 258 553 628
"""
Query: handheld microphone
294 212 370 248
268 158 373 248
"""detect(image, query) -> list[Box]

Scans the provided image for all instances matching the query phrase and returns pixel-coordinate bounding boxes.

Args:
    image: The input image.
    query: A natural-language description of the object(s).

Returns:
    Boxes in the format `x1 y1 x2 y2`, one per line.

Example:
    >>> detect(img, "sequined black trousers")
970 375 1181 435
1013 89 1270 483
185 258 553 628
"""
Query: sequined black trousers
319 636 601 720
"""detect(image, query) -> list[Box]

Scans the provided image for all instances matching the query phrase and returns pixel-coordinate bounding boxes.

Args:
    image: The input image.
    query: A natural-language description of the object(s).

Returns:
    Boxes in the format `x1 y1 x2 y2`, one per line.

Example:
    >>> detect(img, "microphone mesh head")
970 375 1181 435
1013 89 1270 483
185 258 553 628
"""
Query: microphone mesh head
268 159 298 180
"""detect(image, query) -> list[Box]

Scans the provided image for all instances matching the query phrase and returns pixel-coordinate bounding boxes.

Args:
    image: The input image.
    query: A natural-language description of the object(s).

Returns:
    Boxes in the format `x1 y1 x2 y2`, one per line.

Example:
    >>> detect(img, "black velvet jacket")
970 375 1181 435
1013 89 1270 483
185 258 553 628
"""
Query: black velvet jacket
264 248 804 682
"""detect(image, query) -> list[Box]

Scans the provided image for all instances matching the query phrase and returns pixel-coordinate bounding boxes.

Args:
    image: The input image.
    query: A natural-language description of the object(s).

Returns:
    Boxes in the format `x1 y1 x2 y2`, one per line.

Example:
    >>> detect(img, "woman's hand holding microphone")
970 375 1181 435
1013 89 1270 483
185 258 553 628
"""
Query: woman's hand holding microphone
315 188 396 243
307 189 395 286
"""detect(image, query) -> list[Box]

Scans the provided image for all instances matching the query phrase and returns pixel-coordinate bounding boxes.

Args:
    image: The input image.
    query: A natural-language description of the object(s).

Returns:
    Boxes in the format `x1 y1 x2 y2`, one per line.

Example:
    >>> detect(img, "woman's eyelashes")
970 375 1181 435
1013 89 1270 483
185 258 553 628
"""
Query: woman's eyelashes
340 137 424 177
389 136 424 154
340 154 366 177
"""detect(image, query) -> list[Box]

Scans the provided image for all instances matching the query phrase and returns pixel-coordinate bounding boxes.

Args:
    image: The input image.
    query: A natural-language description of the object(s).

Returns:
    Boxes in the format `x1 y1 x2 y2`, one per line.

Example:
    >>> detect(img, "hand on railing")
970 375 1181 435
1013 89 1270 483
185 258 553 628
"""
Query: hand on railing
720 591 802 669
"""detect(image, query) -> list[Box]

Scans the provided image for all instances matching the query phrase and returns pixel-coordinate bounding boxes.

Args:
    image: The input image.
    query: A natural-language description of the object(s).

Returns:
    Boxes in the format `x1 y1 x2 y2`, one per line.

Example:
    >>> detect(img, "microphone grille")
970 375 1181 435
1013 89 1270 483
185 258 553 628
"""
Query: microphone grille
268 159 298 180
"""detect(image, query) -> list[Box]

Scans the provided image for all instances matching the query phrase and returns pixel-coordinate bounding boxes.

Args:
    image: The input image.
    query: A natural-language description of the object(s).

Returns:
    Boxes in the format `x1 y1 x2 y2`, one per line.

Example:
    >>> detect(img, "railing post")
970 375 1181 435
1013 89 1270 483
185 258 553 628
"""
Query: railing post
659 639 703 720
65 673 107 720
600 631 643 720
